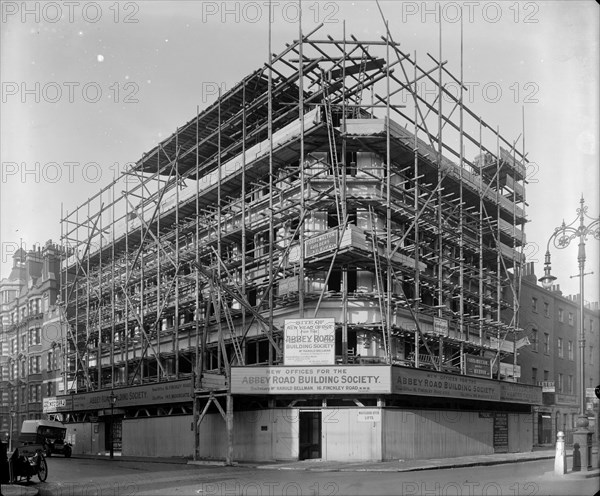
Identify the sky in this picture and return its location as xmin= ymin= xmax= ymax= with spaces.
xmin=0 ymin=0 xmax=598 ymax=302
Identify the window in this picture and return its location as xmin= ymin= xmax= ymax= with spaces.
xmin=29 ymin=355 xmax=40 ymax=374
xmin=47 ymin=351 xmax=53 ymax=371
xmin=568 ymin=340 xmax=574 ymax=360
xmin=532 ymin=367 xmax=538 ymax=384
xmin=29 ymin=384 xmax=41 ymax=402
xmin=558 ymin=308 xmax=564 ymax=322
xmin=532 ymin=297 xmax=538 ymax=312
xmin=29 ymin=327 xmax=41 ymax=346
xmin=544 ymin=302 xmax=549 ymax=317
xmin=531 ymin=329 xmax=539 ymax=352
xmin=46 ymin=382 xmax=53 ymax=397
xmin=544 ymin=333 xmax=550 ymax=354
xmin=557 ymin=373 xmax=563 ymax=393
xmin=557 ymin=338 xmax=563 ymax=358
xmin=20 ymin=334 xmax=26 ymax=352
xmin=543 ymin=370 xmax=549 ymax=381
xmin=11 ymin=338 xmax=17 ymax=354
xmin=590 ymin=346 xmax=594 ymax=365
xmin=568 ymin=375 xmax=573 ymax=393
xmin=20 ymin=386 xmax=26 ymax=404
xmin=568 ymin=312 xmax=574 ymax=326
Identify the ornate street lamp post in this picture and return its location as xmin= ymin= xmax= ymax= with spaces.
xmin=8 ymin=410 xmax=15 ymax=452
xmin=108 ymin=390 xmax=117 ymax=459
xmin=539 ymin=196 xmax=599 ymax=431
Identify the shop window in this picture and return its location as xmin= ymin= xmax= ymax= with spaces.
xmin=538 ymin=413 xmax=552 ymax=444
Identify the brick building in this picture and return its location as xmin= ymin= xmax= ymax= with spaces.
xmin=518 ymin=262 xmax=600 ymax=446
xmin=0 ymin=242 xmax=63 ymax=445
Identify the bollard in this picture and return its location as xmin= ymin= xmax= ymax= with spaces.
xmin=554 ymin=431 xmax=567 ymax=475
xmin=572 ymin=415 xmax=593 ymax=471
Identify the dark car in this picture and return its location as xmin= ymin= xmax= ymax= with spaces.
xmin=20 ymin=420 xmax=72 ymax=458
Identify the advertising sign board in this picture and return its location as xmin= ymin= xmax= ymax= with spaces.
xmin=230 ymin=365 xmax=391 ymax=394
xmin=465 ymin=354 xmax=491 ymax=377
xmin=43 ymin=379 xmax=192 ymax=413
xmin=284 ymin=318 xmax=335 ymax=366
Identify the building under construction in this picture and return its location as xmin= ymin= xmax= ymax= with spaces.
xmin=51 ymin=28 xmax=541 ymax=461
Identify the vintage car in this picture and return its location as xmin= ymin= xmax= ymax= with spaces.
xmin=19 ymin=419 xmax=72 ymax=458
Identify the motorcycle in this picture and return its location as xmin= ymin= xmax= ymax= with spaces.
xmin=8 ymin=447 xmax=48 ymax=483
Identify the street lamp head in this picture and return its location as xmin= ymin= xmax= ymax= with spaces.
xmin=109 ymin=390 xmax=117 ymax=406
xmin=538 ymin=250 xmax=557 ymax=290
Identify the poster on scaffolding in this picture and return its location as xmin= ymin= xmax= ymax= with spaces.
xmin=284 ymin=318 xmax=336 ymax=366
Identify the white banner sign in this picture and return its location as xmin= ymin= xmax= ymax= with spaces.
xmin=357 ymin=409 xmax=381 ymax=422
xmin=43 ymin=397 xmax=67 ymax=413
xmin=231 ymin=366 xmax=391 ymax=394
xmin=284 ymin=318 xmax=335 ymax=366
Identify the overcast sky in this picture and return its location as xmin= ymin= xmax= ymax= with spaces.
xmin=1 ymin=0 xmax=598 ymax=302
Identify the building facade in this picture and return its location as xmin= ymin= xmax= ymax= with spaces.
xmin=518 ymin=262 xmax=600 ymax=446
xmin=0 ymin=242 xmax=63 ymax=445
xmin=44 ymin=34 xmax=542 ymax=461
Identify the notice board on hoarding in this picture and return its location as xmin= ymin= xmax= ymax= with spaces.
xmin=283 ymin=318 xmax=335 ymax=365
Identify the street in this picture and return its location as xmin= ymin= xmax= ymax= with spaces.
xmin=3 ymin=456 xmax=598 ymax=496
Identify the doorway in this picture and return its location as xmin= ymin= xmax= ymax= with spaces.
xmin=299 ymin=411 xmax=322 ymax=460
xmin=104 ymin=417 xmax=123 ymax=453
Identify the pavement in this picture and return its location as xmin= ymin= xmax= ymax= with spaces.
xmin=256 ymin=447 xmax=600 ymax=474
xmin=1 ymin=447 xmax=597 ymax=495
